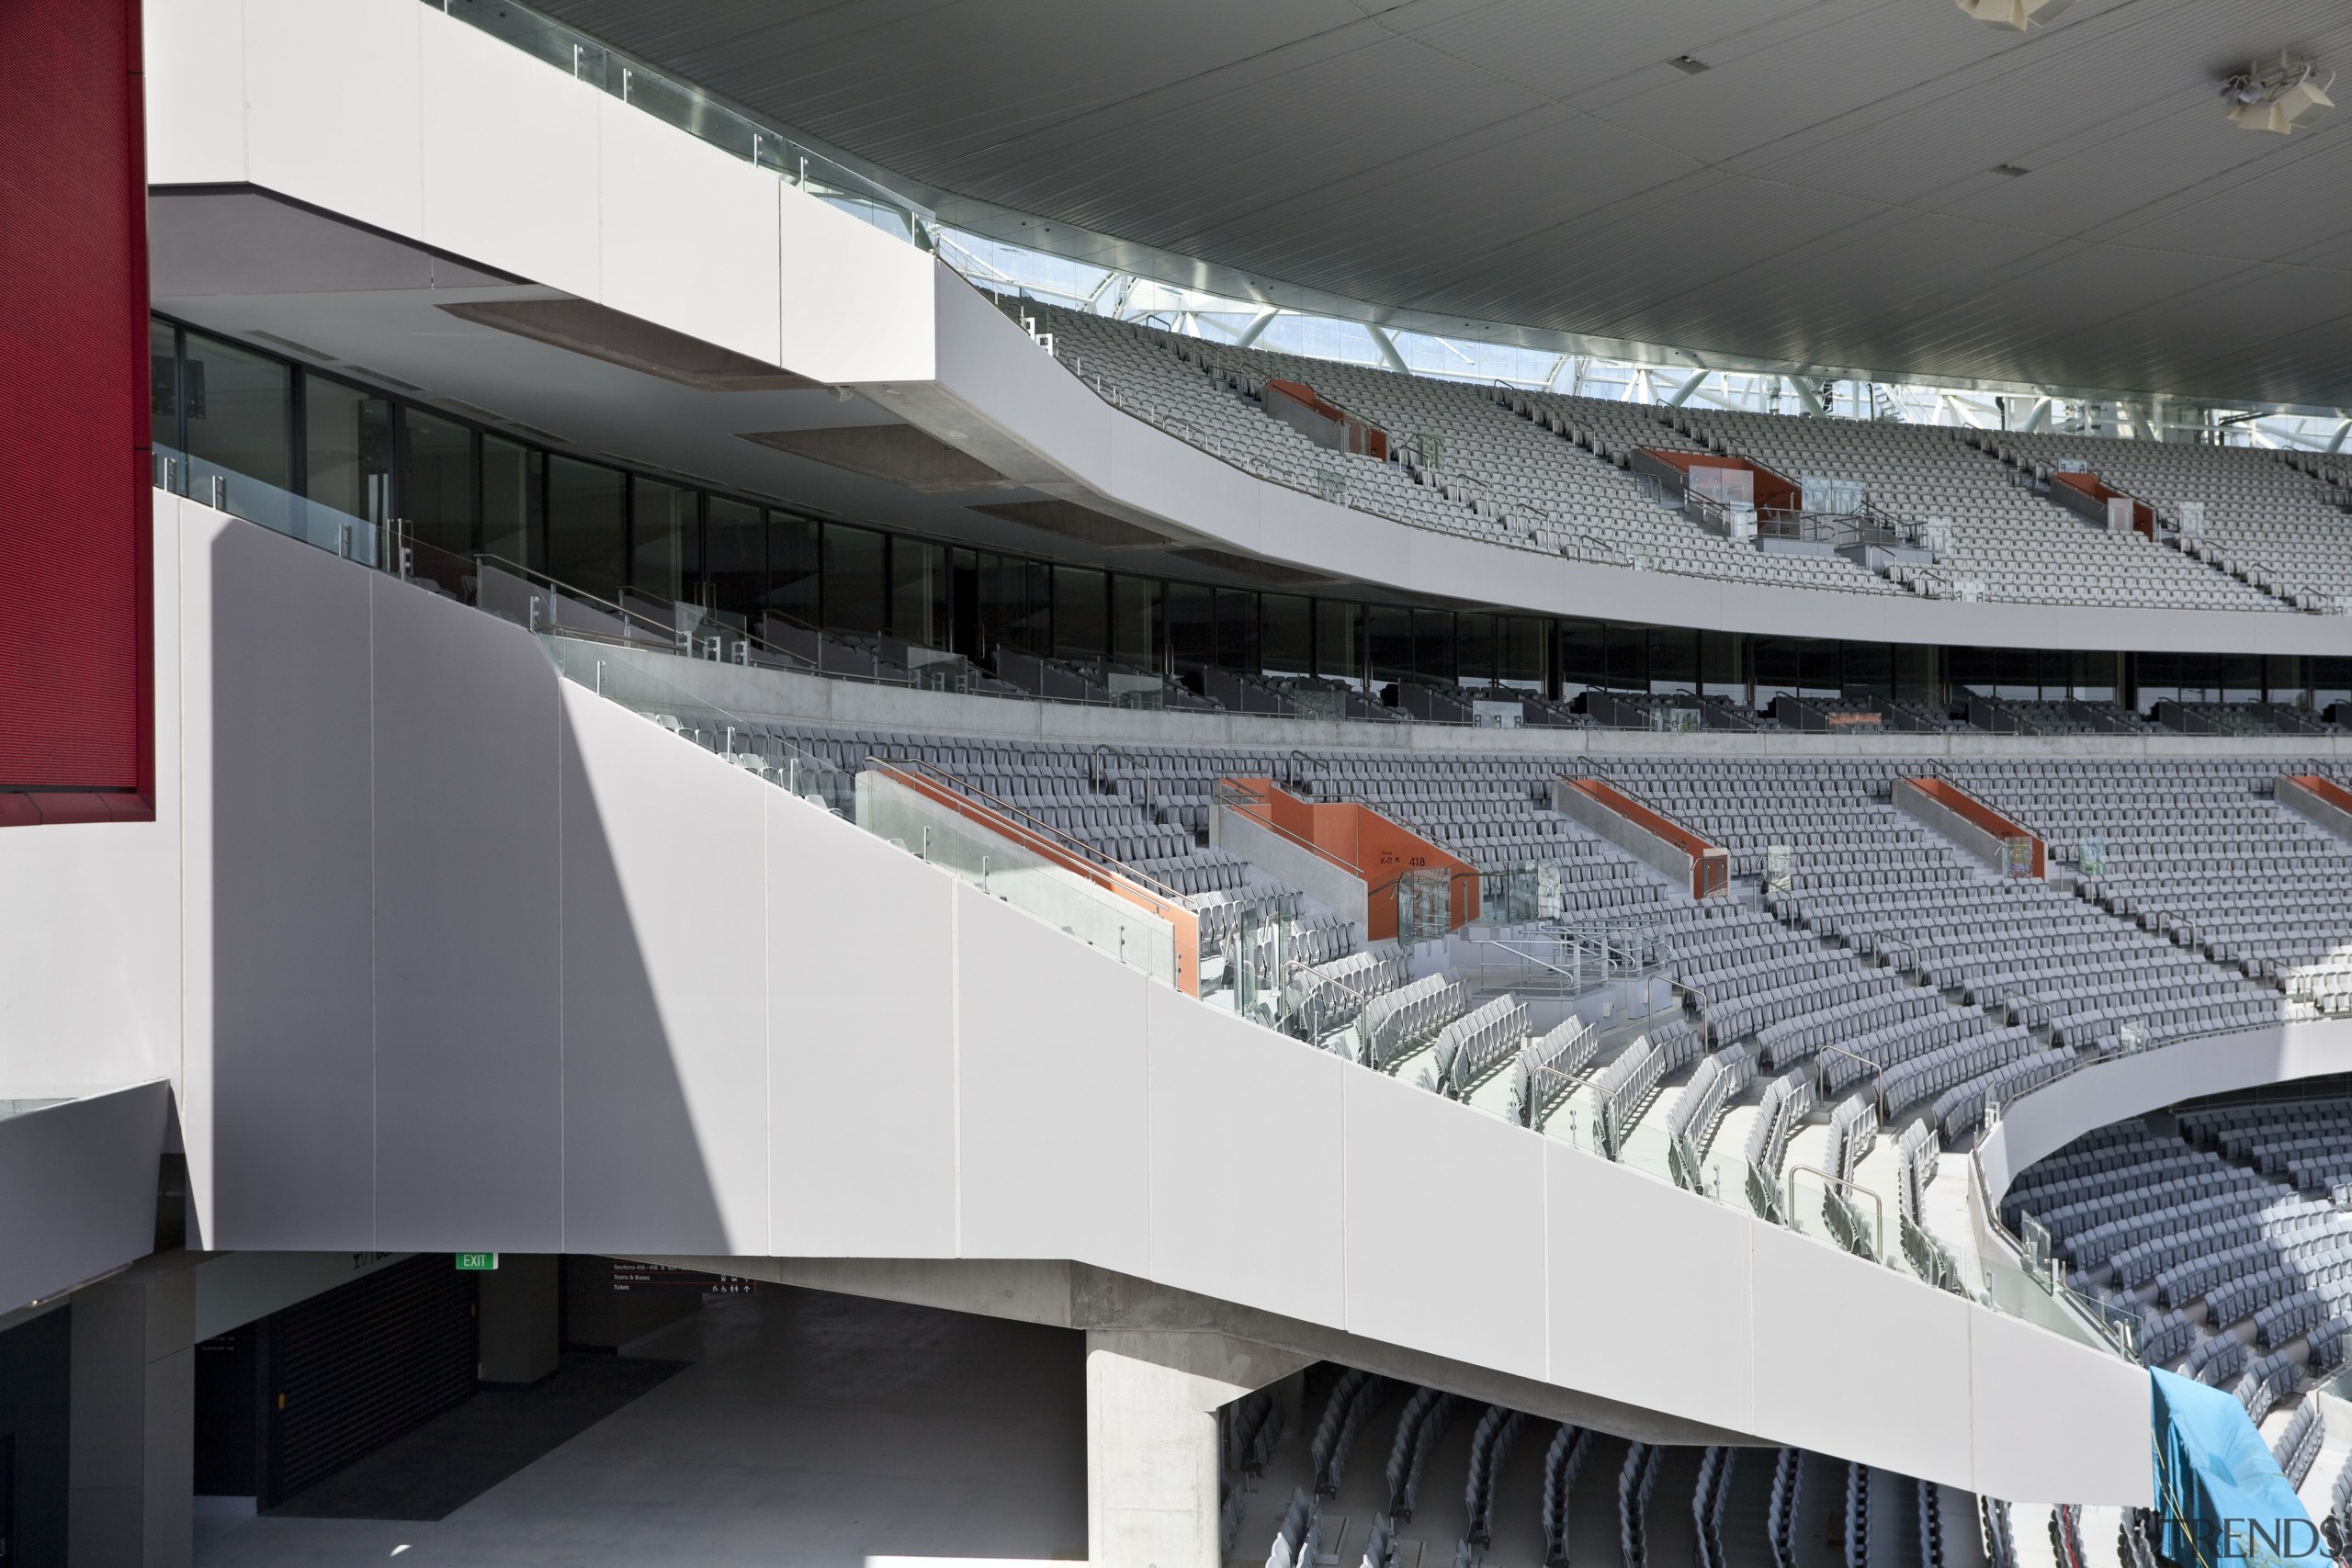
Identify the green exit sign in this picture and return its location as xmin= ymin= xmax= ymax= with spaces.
xmin=454 ymin=1253 xmax=498 ymax=1271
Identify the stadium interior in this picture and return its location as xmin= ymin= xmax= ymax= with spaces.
xmin=6 ymin=2 xmax=2352 ymax=1567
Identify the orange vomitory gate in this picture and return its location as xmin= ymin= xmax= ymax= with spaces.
xmin=1215 ymin=778 xmax=1477 ymax=942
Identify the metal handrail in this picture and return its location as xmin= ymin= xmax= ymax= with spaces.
xmin=1787 ymin=1161 xmax=1886 ymax=1265
xmin=1817 ymin=1043 xmax=1888 ymax=1117
xmin=1090 ymin=745 xmax=1155 ymax=822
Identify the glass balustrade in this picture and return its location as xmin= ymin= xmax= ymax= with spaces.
xmin=429 ymin=0 xmax=934 ymax=248
xmin=156 ymin=445 xmax=381 ymax=565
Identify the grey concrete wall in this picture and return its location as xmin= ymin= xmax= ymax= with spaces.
xmin=2278 ymin=775 xmax=2352 ymax=844
xmin=1894 ymin=778 xmax=2010 ymax=871
xmin=70 ymin=1255 xmax=199 ymax=1568
xmin=582 ymin=638 xmax=2352 ymax=764
xmin=1211 ymin=807 xmax=1369 ymax=934
xmin=1550 ymin=780 xmax=1696 ymax=892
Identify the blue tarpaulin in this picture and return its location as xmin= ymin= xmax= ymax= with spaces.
xmin=2150 ymin=1369 xmax=2324 ymax=1567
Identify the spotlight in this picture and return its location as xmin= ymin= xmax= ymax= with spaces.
xmin=1955 ymin=0 xmax=2077 ymax=31
xmin=2220 ymin=53 xmax=2335 ymax=134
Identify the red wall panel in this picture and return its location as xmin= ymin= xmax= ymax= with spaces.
xmin=0 ymin=0 xmax=152 ymax=815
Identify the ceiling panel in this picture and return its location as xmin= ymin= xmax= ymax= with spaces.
xmin=537 ymin=0 xmax=2352 ymax=404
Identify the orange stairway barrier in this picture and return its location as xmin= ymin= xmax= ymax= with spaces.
xmin=1262 ymin=379 xmax=1390 ymax=460
xmin=2049 ymin=470 xmax=2155 ymax=539
xmin=1218 ymin=778 xmax=1476 ymax=941
xmin=1633 ymin=449 xmax=1802 ymax=515
xmin=2279 ymin=775 xmax=2352 ymax=843
xmin=1896 ymin=776 xmax=2043 ymax=877
xmin=874 ymin=760 xmax=1203 ymax=995
xmin=1552 ymin=777 xmax=1727 ymax=899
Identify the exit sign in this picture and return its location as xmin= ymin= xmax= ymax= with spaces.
xmin=454 ymin=1253 xmax=498 ymax=1271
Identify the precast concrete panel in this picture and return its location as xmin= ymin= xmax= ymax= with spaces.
xmin=766 ymin=793 xmax=959 ymax=1258
xmin=1144 ymin=987 xmax=1348 ymax=1329
xmin=953 ymin=885 xmax=1151 ymax=1276
xmin=368 ymin=579 xmax=564 ymax=1251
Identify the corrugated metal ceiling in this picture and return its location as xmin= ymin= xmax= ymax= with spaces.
xmin=537 ymin=0 xmax=2352 ymax=405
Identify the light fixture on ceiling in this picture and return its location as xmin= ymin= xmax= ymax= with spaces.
xmin=2220 ymin=52 xmax=2335 ymax=135
xmin=1955 ymin=0 xmax=2076 ymax=31
xmin=1667 ymin=54 xmax=1711 ymax=75
xmin=1990 ymin=163 xmax=2031 ymax=176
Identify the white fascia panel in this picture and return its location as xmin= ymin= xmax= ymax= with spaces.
xmin=1144 ymin=986 xmax=1347 ymax=1328
xmin=597 ymin=95 xmax=781 ymax=367
xmin=1098 ymin=406 xmax=1271 ymax=551
xmin=781 ymin=182 xmax=935 ymax=385
xmin=952 ymin=884 xmax=1150 ymax=1276
xmin=0 ymin=1084 xmax=174 ymax=1314
xmin=173 ymin=495 xmax=220 ymax=1247
xmin=557 ymin=685 xmax=773 ymax=1256
xmin=1544 ymin=1143 xmax=1757 ymax=1436
xmin=1341 ymin=1066 xmax=1549 ymax=1383
xmin=1749 ymin=1220 xmax=1975 ymax=1484
xmin=416 ymin=6 xmax=602 ymax=299
xmin=0 ymin=495 xmax=187 ymax=1102
xmin=765 ymin=793 xmax=958 ymax=1258
xmin=241 ymin=0 xmax=422 ymax=241
xmin=143 ymin=0 xmax=248 ymax=185
xmin=202 ymin=518 xmax=380 ymax=1251
xmin=1970 ymin=1306 xmax=2153 ymax=1506
xmin=368 ymin=578 xmax=565 ymax=1253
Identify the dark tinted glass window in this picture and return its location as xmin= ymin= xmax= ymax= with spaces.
xmin=1052 ymin=567 xmax=1105 ymax=660
xmin=481 ymin=436 xmax=538 ymax=570
xmin=630 ymin=477 xmax=692 ymax=605
xmin=546 ymin=457 xmax=625 ymax=602
xmin=187 ymin=331 xmax=293 ymax=491
xmin=304 ymin=377 xmax=390 ymax=524
xmin=402 ymin=409 xmax=474 ymax=559
xmin=1261 ymin=593 xmax=1310 ymax=676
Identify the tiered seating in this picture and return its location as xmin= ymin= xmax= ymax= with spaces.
xmin=715 ymin=722 xmax=2324 ymax=1183
xmin=1956 ymin=758 xmax=2352 ymax=1009
xmin=1745 ymin=1073 xmax=1813 ymax=1179
xmin=1998 ymin=429 xmax=2352 ymax=607
xmin=1589 ymin=1019 xmax=1704 ymax=1135
xmin=1027 ymin=296 xmax=2321 ymax=615
xmin=1664 ymin=1047 xmax=1755 ymax=1156
xmin=1679 ymin=408 xmax=2285 ymax=613
xmin=2011 ymin=1111 xmax=2352 ymax=1419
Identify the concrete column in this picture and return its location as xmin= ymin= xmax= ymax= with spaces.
xmin=69 ymin=1254 xmax=199 ymax=1568
xmin=476 ymin=1255 xmax=560 ymax=1385
xmin=1086 ymin=1330 xmax=1309 ymax=1568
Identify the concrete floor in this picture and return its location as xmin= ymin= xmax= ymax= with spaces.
xmin=195 ymin=1285 xmax=1089 ymax=1568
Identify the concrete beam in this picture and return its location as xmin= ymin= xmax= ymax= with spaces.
xmin=639 ymin=1255 xmax=1758 ymax=1450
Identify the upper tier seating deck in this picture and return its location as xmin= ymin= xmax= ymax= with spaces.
xmin=1675 ymin=409 xmax=2288 ymax=615
xmin=1027 ymin=298 xmax=2310 ymax=616
xmin=1038 ymin=305 xmax=1898 ymax=595
xmin=1996 ymin=430 xmax=2352 ymax=607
